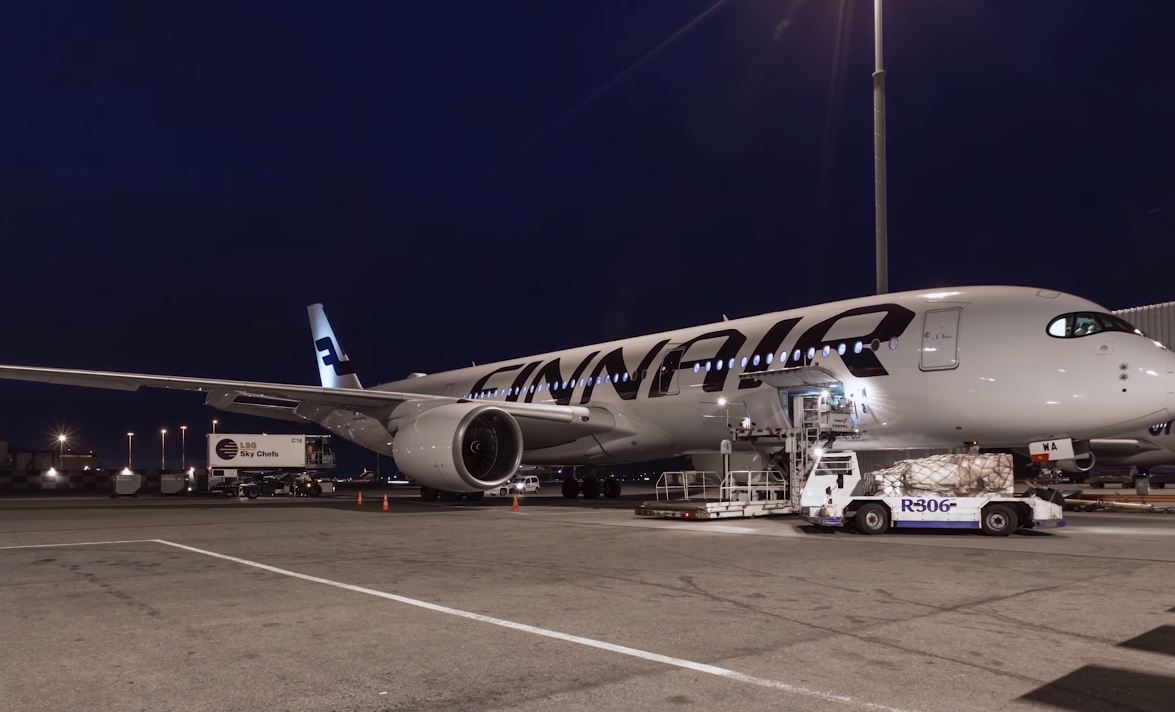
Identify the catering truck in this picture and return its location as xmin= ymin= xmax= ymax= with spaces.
xmin=186 ymin=434 xmax=337 ymax=497
xmin=209 ymin=434 xmax=312 ymax=470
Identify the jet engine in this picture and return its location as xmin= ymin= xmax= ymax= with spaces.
xmin=392 ymin=404 xmax=523 ymax=491
xmin=1053 ymin=439 xmax=1097 ymax=473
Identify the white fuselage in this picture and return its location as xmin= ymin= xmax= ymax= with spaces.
xmin=330 ymin=287 xmax=1175 ymax=465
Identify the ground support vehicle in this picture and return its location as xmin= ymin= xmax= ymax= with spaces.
xmin=634 ymin=470 xmax=795 ymax=520
xmin=509 ymin=475 xmax=541 ymax=494
xmin=800 ymin=452 xmax=1064 ymax=536
xmin=634 ymin=449 xmax=1065 ymax=535
xmin=189 ymin=469 xmax=260 ymax=499
xmin=1087 ymin=467 xmax=1169 ymax=492
xmin=484 ymin=475 xmax=542 ymax=496
xmin=257 ymin=472 xmax=333 ymax=496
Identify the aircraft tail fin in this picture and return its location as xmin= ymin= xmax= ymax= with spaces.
xmin=307 ymin=304 xmax=363 ymax=390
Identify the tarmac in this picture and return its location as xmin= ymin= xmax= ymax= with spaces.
xmin=1 ymin=487 xmax=1173 ymax=712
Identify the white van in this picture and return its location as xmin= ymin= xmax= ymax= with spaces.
xmin=508 ymin=475 xmax=541 ymax=494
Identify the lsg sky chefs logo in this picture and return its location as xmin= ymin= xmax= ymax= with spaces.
xmin=215 ymin=439 xmax=240 ymax=460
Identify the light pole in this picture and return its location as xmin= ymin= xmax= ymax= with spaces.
xmin=57 ymin=433 xmax=67 ymax=459
xmin=127 ymin=432 xmax=134 ymax=469
xmin=873 ymin=0 xmax=888 ymax=294
xmin=160 ymin=429 xmax=167 ymax=471
xmin=180 ymin=425 xmax=187 ymax=471
xmin=212 ymin=419 xmax=218 ymax=436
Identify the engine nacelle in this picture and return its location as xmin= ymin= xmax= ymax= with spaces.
xmin=392 ymin=404 xmax=523 ymax=491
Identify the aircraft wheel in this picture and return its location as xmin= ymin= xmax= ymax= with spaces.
xmin=420 ymin=486 xmax=439 ymax=502
xmin=981 ymin=504 xmax=1017 ymax=537
xmin=581 ymin=478 xmax=601 ymax=500
xmin=853 ymin=503 xmax=889 ymax=535
xmin=466 ymin=491 xmax=484 ymax=502
xmin=561 ymin=479 xmax=580 ymax=499
xmin=603 ymin=477 xmax=621 ymax=499
xmin=1091 ymin=482 xmax=1104 ymax=489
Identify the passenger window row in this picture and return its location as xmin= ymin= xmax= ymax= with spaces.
xmin=464 ymin=337 xmax=897 ymax=400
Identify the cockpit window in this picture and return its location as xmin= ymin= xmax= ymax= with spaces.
xmin=1100 ymin=313 xmax=1144 ymax=334
xmin=1047 ymin=312 xmax=1145 ymax=338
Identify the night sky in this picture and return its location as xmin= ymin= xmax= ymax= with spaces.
xmin=1 ymin=1 xmax=1172 ymax=471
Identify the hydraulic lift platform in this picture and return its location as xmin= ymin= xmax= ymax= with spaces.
xmin=634 ymin=470 xmax=797 ymax=520
xmin=636 ymin=372 xmax=847 ymax=521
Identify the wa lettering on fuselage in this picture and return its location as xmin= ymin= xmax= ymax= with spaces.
xmin=464 ymin=303 xmax=916 ymax=404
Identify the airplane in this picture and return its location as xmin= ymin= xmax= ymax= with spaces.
xmin=1053 ymin=418 xmax=1175 ymax=471
xmin=0 ymin=286 xmax=1172 ymax=501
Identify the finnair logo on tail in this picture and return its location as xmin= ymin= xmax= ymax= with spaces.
xmin=315 ymin=337 xmax=356 ymax=376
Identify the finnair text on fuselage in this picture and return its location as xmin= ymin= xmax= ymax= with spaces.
xmin=454 ymin=302 xmax=913 ymax=405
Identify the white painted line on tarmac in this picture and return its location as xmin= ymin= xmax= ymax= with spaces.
xmin=531 ymin=514 xmax=808 ymax=538
xmin=1066 ymin=526 xmax=1175 ymax=537
xmin=153 ymin=538 xmax=916 ymax=712
xmin=0 ymin=539 xmax=157 ymax=550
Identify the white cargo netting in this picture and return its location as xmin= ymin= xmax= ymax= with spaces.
xmin=862 ymin=453 xmax=1014 ymax=497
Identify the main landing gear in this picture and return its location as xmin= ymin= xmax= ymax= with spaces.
xmin=561 ymin=475 xmax=622 ymax=500
xmin=419 ymin=486 xmax=486 ymax=502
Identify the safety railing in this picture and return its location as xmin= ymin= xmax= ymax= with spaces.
xmin=720 ymin=470 xmax=789 ymax=503
xmin=655 ymin=471 xmax=722 ymax=501
xmin=809 ymin=452 xmax=856 ymax=478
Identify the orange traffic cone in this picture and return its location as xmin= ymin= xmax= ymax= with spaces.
xmin=382 ymin=494 xmax=389 ymax=512
xmin=356 ymin=491 xmax=364 ymax=507
xmin=511 ymin=495 xmax=520 ymax=513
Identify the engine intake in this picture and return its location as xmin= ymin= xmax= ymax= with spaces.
xmin=392 ymin=404 xmax=523 ymax=491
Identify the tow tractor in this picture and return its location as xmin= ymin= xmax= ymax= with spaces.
xmin=798 ymin=451 xmax=1065 ymax=536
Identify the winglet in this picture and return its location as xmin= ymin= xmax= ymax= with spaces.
xmin=308 ymin=304 xmax=362 ymax=390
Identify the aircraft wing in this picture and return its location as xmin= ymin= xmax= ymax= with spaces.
xmin=0 ymin=364 xmax=590 ymax=425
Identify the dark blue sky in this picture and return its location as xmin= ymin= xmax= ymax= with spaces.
xmin=1 ymin=1 xmax=1172 ymax=470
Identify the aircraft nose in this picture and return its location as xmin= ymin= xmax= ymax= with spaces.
xmin=1163 ymin=347 xmax=1175 ymax=420
xmin=1167 ymin=367 xmax=1175 ymax=420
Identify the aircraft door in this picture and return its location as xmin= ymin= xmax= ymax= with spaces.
xmin=920 ymin=308 xmax=961 ymax=371
xmin=657 ymin=346 xmax=686 ymax=395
